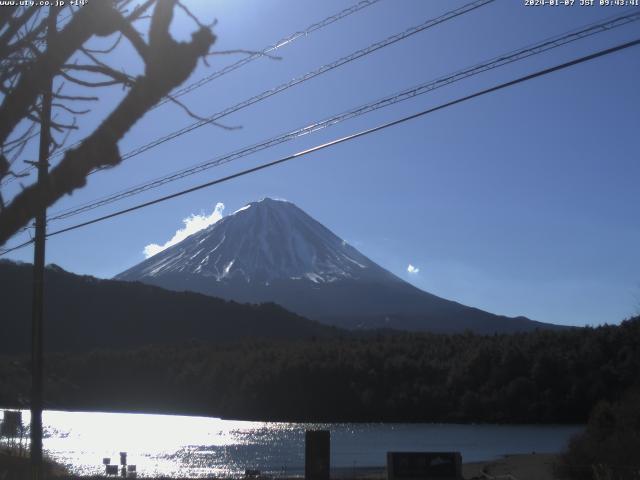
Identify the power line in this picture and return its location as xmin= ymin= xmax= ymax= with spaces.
xmin=32 ymin=0 xmax=495 ymax=216
xmin=9 ymin=1 xmax=490 ymax=184
xmin=155 ymin=0 xmax=384 ymax=107
xmin=2 ymin=35 xmax=637 ymax=256
xmin=1 ymin=0 xmax=384 ymax=185
xmin=45 ymin=10 xmax=640 ymax=224
xmin=105 ymin=0 xmax=493 ymax=168
xmin=0 ymin=238 xmax=33 ymax=256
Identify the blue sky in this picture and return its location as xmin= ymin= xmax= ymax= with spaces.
xmin=2 ymin=0 xmax=639 ymax=326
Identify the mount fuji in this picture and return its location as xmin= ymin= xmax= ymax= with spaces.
xmin=116 ymin=198 xmax=558 ymax=333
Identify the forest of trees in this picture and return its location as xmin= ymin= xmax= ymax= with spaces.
xmin=557 ymin=389 xmax=640 ymax=479
xmin=1 ymin=315 xmax=639 ymax=424
xmin=0 ymin=260 xmax=337 ymax=354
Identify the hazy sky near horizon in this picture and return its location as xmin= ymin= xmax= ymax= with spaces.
xmin=2 ymin=0 xmax=639 ymax=327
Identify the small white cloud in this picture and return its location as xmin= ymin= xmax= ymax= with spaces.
xmin=144 ymin=203 xmax=225 ymax=258
xmin=407 ymin=264 xmax=420 ymax=274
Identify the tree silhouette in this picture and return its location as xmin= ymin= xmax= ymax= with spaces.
xmin=0 ymin=0 xmax=216 ymax=246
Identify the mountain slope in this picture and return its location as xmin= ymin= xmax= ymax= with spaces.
xmin=118 ymin=198 xmax=396 ymax=285
xmin=117 ymin=198 xmax=560 ymax=334
xmin=0 ymin=260 xmax=337 ymax=354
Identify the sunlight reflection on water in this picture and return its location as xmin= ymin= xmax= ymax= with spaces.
xmin=1 ymin=410 xmax=583 ymax=478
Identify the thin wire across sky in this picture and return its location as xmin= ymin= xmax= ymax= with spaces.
xmin=92 ymin=0 xmax=495 ymax=174
xmin=45 ymin=10 xmax=640 ymax=224
xmin=0 ymin=0 xmax=384 ymax=185
xmin=2 ymin=36 xmax=639 ymax=256
xmin=1 ymin=0 xmax=495 ymax=188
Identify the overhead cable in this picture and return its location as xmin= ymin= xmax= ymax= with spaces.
xmin=47 ymin=10 xmax=640 ymax=223
xmin=2 ymin=35 xmax=636 ymax=256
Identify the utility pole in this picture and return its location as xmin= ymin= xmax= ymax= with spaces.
xmin=31 ymin=5 xmax=56 ymax=480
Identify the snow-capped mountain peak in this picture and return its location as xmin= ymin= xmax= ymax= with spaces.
xmin=115 ymin=198 xmax=553 ymax=334
xmin=117 ymin=198 xmax=388 ymax=285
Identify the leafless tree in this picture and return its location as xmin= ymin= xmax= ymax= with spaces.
xmin=0 ymin=0 xmax=216 ymax=246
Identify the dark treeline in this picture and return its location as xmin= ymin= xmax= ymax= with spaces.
xmin=0 ymin=260 xmax=337 ymax=354
xmin=1 ymin=316 xmax=639 ymax=423
xmin=558 ymin=389 xmax=640 ymax=480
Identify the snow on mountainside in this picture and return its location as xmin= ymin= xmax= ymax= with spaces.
xmin=117 ymin=198 xmax=397 ymax=285
xmin=117 ymin=198 xmax=561 ymax=334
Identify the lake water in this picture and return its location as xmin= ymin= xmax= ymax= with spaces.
xmin=1 ymin=410 xmax=583 ymax=478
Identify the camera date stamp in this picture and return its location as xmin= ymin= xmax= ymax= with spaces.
xmin=524 ymin=0 xmax=639 ymax=6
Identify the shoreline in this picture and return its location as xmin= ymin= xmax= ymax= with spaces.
xmin=3 ymin=410 xmax=570 ymax=480
xmin=329 ymin=454 xmax=561 ymax=480
xmin=463 ymin=453 xmax=559 ymax=480
xmin=1 ymin=453 xmax=560 ymax=479
xmin=1 ymin=405 xmax=586 ymax=427
xmin=329 ymin=454 xmax=560 ymax=480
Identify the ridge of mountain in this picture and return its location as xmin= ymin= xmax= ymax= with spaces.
xmin=0 ymin=259 xmax=338 ymax=354
xmin=116 ymin=198 xmax=562 ymax=334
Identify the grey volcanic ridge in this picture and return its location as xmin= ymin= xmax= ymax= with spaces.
xmin=116 ymin=198 xmax=560 ymax=334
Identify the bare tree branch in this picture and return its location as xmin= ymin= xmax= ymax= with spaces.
xmin=53 ymin=92 xmax=99 ymax=102
xmin=50 ymin=118 xmax=77 ymax=154
xmin=59 ymin=70 xmax=124 ymax=88
xmin=177 ymin=1 xmax=211 ymax=30
xmin=126 ymin=0 xmax=157 ymax=22
xmin=118 ymin=20 xmax=149 ymax=60
xmin=0 ymin=6 xmax=18 ymax=32
xmin=165 ymin=94 xmax=241 ymax=131
xmin=0 ymin=14 xmax=47 ymax=59
xmin=2 ymin=121 xmax=37 ymax=151
xmin=52 ymin=103 xmax=91 ymax=116
xmin=0 ymin=1 xmax=122 ymax=145
xmin=49 ymin=119 xmax=79 ymax=133
xmin=0 ymin=7 xmax=38 ymax=57
xmin=0 ymin=0 xmax=216 ymax=245
xmin=0 ymin=155 xmax=8 ymax=180
xmin=61 ymin=63 xmax=135 ymax=86
xmin=6 ymin=128 xmax=35 ymax=164
xmin=82 ymin=33 xmax=123 ymax=55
